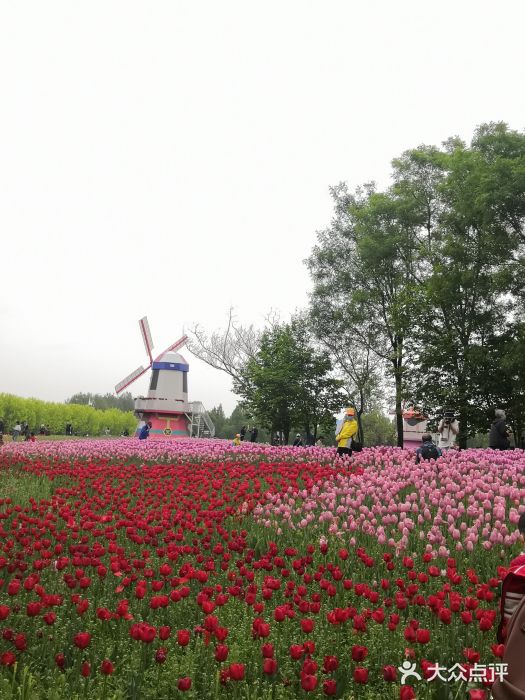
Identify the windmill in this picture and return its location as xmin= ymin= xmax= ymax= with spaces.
xmin=115 ymin=317 xmax=214 ymax=438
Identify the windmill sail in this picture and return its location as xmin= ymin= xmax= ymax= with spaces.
xmin=139 ymin=317 xmax=154 ymax=364
xmin=154 ymin=335 xmax=188 ymax=362
xmin=115 ymin=366 xmax=148 ymax=394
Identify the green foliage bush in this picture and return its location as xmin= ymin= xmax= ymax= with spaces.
xmin=0 ymin=393 xmax=136 ymax=436
xmin=361 ymin=411 xmax=396 ymax=446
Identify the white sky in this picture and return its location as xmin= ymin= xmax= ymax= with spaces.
xmin=1 ymin=1 xmax=524 ymax=416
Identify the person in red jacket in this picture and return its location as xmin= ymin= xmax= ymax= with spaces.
xmin=497 ymin=513 xmax=525 ymax=643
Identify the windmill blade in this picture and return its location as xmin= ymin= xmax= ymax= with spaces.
xmin=154 ymin=335 xmax=188 ymax=362
xmin=139 ymin=317 xmax=154 ymax=365
xmin=115 ymin=366 xmax=148 ymax=394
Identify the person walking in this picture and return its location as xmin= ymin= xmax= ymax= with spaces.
xmin=240 ymin=426 xmax=247 ymax=441
xmin=489 ymin=409 xmax=511 ymax=450
xmin=138 ymin=421 xmax=152 ymax=440
xmin=335 ymin=408 xmax=358 ymax=458
xmin=12 ymin=422 xmax=21 ymax=442
xmin=249 ymin=426 xmax=258 ymax=442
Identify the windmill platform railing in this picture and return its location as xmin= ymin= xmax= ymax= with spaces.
xmin=187 ymin=402 xmax=215 ymax=438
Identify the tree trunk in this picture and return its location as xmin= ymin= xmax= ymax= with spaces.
xmin=358 ymin=391 xmax=365 ymax=445
xmin=395 ymin=388 xmax=404 ymax=448
xmin=457 ymin=406 xmax=468 ymax=449
xmin=392 ymin=337 xmax=404 ymax=448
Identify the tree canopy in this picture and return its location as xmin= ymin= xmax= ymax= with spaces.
xmin=307 ymin=123 xmax=525 ymax=446
xmin=235 ymin=319 xmax=345 ymax=444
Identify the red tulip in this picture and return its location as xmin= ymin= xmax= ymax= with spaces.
xmin=303 ymin=640 xmax=315 ymax=655
xmin=400 ymin=686 xmax=416 ymax=700
xmin=100 ymin=659 xmax=114 ymax=675
xmin=43 ymin=612 xmax=57 ymax=625
xmin=351 ymin=645 xmax=368 ymax=662
xmin=468 ymin=690 xmax=487 ymax=700
xmin=438 ymin=608 xmax=452 ymax=624
xmin=177 ymin=677 xmax=192 ymax=691
xmin=263 ymin=658 xmax=277 ymax=675
xmin=262 ymin=643 xmax=274 ymax=658
xmin=0 ymin=651 xmax=16 ymax=667
xmin=491 ymin=643 xmax=505 ymax=658
xmin=302 ymin=659 xmax=318 ymax=676
xmin=301 ymin=674 xmax=318 ymax=691
xmin=228 ymin=663 xmax=245 ymax=681
xmin=215 ymin=644 xmax=229 ymax=662
xmin=26 ymin=601 xmax=42 ymax=617
xmin=383 ymin=665 xmax=397 ymax=681
xmin=416 ymin=628 xmax=430 ymax=644
xmin=479 ymin=616 xmax=493 ymax=631
xmin=81 ymin=661 xmax=91 ymax=677
xmin=323 ymin=655 xmax=339 ymax=673
xmin=301 ymin=618 xmax=314 ymax=633
xmin=14 ymin=633 xmax=27 ymax=651
xmin=463 ymin=648 xmax=480 ymax=663
xmin=354 ymin=667 xmax=369 ymax=683
xmin=290 ymin=644 xmax=304 ymax=660
xmin=177 ymin=629 xmax=190 ymax=646
xmin=323 ymin=679 xmax=337 ymax=696
xmin=404 ymin=626 xmax=417 ymax=643
xmin=7 ymin=580 xmax=21 ymax=596
xmin=159 ymin=626 xmax=171 ymax=641
xmin=73 ymin=632 xmax=91 ymax=650
xmin=155 ymin=647 xmax=168 ymax=664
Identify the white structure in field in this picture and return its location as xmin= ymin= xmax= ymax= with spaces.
xmin=115 ymin=317 xmax=214 ymax=438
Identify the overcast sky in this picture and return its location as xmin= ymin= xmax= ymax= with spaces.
xmin=1 ymin=1 xmax=524 ymax=416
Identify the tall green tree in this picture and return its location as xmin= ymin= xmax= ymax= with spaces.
xmin=409 ymin=124 xmax=525 ymax=446
xmin=237 ymin=320 xmax=344 ymax=444
xmin=208 ymin=405 xmax=227 ymax=438
xmin=308 ymin=123 xmax=525 ymax=446
xmin=307 ymin=182 xmax=426 ymax=446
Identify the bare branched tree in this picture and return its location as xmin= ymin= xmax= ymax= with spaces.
xmin=308 ymin=302 xmax=387 ymax=415
xmin=186 ymin=308 xmax=262 ymax=392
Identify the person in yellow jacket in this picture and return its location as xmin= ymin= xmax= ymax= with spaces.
xmin=335 ymin=408 xmax=358 ymax=457
xmin=231 ymin=434 xmax=241 ymax=447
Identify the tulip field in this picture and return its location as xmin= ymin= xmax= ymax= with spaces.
xmin=0 ymin=439 xmax=522 ymax=699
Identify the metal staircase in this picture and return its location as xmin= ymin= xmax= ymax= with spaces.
xmin=187 ymin=402 xmax=215 ymax=438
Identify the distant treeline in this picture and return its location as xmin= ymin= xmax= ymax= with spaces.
xmin=66 ymin=392 xmax=135 ymax=412
xmin=209 ymin=404 xmax=397 ymax=446
xmin=208 ymin=404 xmax=269 ymax=442
xmin=0 ymin=393 xmax=136 ymax=436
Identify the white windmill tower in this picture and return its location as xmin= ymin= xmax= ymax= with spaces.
xmin=115 ymin=317 xmax=215 ymax=438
